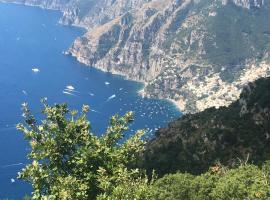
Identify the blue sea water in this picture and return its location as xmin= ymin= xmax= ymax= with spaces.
xmin=0 ymin=2 xmax=181 ymax=199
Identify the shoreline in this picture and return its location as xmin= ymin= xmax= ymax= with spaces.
xmin=0 ymin=0 xmax=87 ymax=29
xmin=0 ymin=0 xmax=183 ymax=113
xmin=71 ymin=54 xmax=183 ymax=113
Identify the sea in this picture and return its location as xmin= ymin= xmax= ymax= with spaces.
xmin=0 ymin=2 xmax=181 ymax=199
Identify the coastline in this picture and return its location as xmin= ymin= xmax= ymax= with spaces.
xmin=0 ymin=0 xmax=183 ymax=113
xmin=0 ymin=0 xmax=87 ymax=29
xmin=71 ymin=53 xmax=183 ymax=113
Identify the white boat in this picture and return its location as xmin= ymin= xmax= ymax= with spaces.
xmin=63 ymin=91 xmax=76 ymax=96
xmin=32 ymin=68 xmax=40 ymax=73
xmin=66 ymin=85 xmax=75 ymax=90
xmin=107 ymin=94 xmax=116 ymax=101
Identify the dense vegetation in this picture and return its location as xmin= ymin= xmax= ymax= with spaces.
xmin=17 ymin=99 xmax=150 ymax=200
xmin=150 ymin=162 xmax=270 ymax=200
xmin=205 ymin=2 xmax=270 ymax=67
xmin=18 ymin=77 xmax=270 ymax=199
xmin=141 ymin=77 xmax=270 ymax=176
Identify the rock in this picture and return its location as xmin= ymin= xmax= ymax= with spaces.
xmin=6 ymin=0 xmax=270 ymax=113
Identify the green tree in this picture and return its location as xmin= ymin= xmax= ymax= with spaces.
xmin=149 ymin=164 xmax=270 ymax=200
xmin=97 ymin=167 xmax=154 ymax=200
xmin=17 ymin=100 xmax=149 ymax=200
xmin=210 ymin=165 xmax=270 ymax=200
xmin=150 ymin=173 xmax=196 ymax=200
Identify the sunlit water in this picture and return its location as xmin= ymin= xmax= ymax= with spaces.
xmin=0 ymin=3 xmax=181 ymax=198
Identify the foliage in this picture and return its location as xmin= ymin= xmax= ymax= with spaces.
xmin=150 ymin=173 xmax=197 ymax=200
xmin=97 ymin=168 xmax=154 ymax=200
xmin=206 ymin=3 xmax=270 ymax=67
xmin=150 ymin=163 xmax=270 ymax=200
xmin=16 ymin=78 xmax=270 ymax=199
xmin=141 ymin=77 xmax=270 ymax=176
xmin=211 ymin=165 xmax=270 ymax=199
xmin=17 ymin=99 xmax=148 ymax=200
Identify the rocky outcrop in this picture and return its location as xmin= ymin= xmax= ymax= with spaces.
xmin=4 ymin=0 xmax=270 ymax=113
xmin=69 ymin=0 xmax=270 ymax=113
xmin=2 ymin=0 xmax=148 ymax=27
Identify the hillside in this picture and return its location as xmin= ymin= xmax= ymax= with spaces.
xmin=0 ymin=0 xmax=147 ymax=27
xmin=141 ymin=77 xmax=270 ymax=175
xmin=2 ymin=0 xmax=270 ymax=113
xmin=69 ymin=0 xmax=270 ymax=113
xmin=2 ymin=1 xmax=270 ymax=199
xmin=16 ymin=78 xmax=270 ymax=199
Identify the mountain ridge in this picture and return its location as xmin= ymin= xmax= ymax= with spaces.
xmin=69 ymin=0 xmax=270 ymax=113
xmin=3 ymin=0 xmax=270 ymax=113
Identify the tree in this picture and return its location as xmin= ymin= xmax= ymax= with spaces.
xmin=149 ymin=164 xmax=270 ymax=200
xmin=17 ymin=100 xmax=270 ymax=200
xmin=17 ymin=100 xmax=149 ymax=200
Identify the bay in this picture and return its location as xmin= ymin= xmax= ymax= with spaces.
xmin=0 ymin=3 xmax=181 ymax=198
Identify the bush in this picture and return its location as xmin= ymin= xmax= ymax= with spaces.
xmin=17 ymin=100 xmax=270 ymax=200
xmin=150 ymin=173 xmax=196 ymax=200
xmin=17 ymin=100 xmax=148 ymax=200
xmin=149 ymin=164 xmax=270 ymax=200
xmin=211 ymin=165 xmax=270 ymax=199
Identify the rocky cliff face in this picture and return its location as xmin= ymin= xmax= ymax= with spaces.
xmin=69 ymin=0 xmax=270 ymax=113
xmin=3 ymin=0 xmax=270 ymax=113
xmin=2 ymin=0 xmax=147 ymax=27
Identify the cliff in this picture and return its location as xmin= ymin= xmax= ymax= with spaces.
xmin=3 ymin=0 xmax=270 ymax=113
xmin=68 ymin=0 xmax=270 ymax=113
xmin=1 ymin=0 xmax=147 ymax=27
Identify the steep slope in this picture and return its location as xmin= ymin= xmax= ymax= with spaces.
xmin=1 ymin=0 xmax=147 ymax=27
xmin=0 ymin=0 xmax=73 ymax=14
xmin=69 ymin=0 xmax=270 ymax=113
xmin=141 ymin=77 xmax=270 ymax=175
xmin=3 ymin=0 xmax=270 ymax=113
